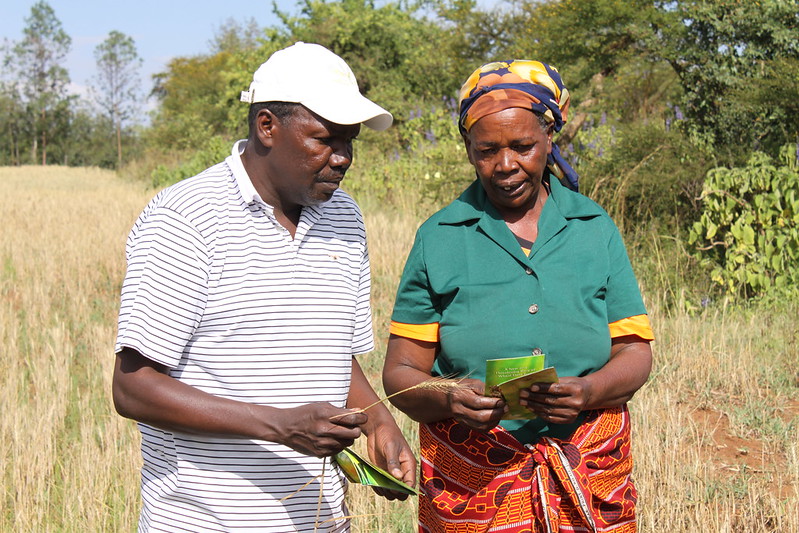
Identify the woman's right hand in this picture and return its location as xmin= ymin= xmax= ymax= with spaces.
xmin=446 ymin=378 xmax=506 ymax=432
xmin=383 ymin=335 xmax=505 ymax=431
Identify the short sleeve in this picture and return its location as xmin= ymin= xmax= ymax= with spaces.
xmin=604 ymin=222 xmax=648 ymax=323
xmin=115 ymin=207 xmax=209 ymax=368
xmin=390 ymin=230 xmax=441 ymax=326
xmin=351 ymin=241 xmax=374 ymax=355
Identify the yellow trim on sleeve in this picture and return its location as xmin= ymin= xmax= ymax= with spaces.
xmin=609 ymin=314 xmax=654 ymax=341
xmin=389 ymin=321 xmax=440 ymax=343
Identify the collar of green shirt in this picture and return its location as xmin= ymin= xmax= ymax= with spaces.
xmin=436 ymin=174 xmax=605 ymax=264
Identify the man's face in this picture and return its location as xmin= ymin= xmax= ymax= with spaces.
xmin=267 ymin=106 xmax=361 ymax=208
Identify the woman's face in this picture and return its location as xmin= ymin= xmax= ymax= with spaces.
xmin=463 ymin=107 xmax=553 ymax=216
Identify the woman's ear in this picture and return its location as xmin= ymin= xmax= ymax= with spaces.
xmin=462 ymin=133 xmax=475 ymax=166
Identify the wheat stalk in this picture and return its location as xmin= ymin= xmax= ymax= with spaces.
xmin=329 ymin=373 xmax=469 ymax=421
xmin=319 ymin=513 xmax=382 ymax=524
xmin=313 ymin=456 xmax=326 ymax=533
xmin=278 ymin=473 xmax=324 ymax=502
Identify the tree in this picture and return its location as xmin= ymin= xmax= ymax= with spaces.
xmin=0 ymin=81 xmax=25 ymax=165
xmin=651 ymin=0 xmax=799 ymax=162
xmin=6 ymin=1 xmax=71 ymax=165
xmin=91 ymin=30 xmax=142 ymax=168
xmin=209 ymin=17 xmax=263 ymax=53
xmin=688 ymin=144 xmax=799 ymax=299
xmin=278 ymin=0 xmax=465 ymax=123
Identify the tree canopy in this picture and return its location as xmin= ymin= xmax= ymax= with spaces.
xmin=4 ymin=0 xmax=72 ymax=165
xmin=92 ymin=30 xmax=143 ymax=168
xmin=2 ymin=0 xmax=798 ymax=300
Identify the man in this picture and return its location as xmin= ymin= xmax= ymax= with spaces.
xmin=113 ymin=42 xmax=416 ymax=532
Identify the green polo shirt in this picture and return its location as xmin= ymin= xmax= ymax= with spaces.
xmin=390 ymin=176 xmax=648 ymax=443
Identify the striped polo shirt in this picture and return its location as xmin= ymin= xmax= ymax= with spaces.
xmin=115 ymin=140 xmax=373 ymax=532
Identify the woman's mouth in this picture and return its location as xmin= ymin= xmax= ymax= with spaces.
xmin=497 ymin=181 xmax=525 ymax=195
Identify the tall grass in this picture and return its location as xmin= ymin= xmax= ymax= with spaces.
xmin=1 ymin=166 xmax=796 ymax=532
xmin=0 ymin=166 xmax=147 ymax=531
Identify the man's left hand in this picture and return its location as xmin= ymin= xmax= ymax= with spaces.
xmin=364 ymin=419 xmax=417 ymax=501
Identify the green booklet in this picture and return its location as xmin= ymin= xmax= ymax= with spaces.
xmin=485 ymin=355 xmax=559 ymax=420
xmin=333 ymin=447 xmax=418 ymax=496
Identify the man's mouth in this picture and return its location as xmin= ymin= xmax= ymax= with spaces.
xmin=318 ymin=175 xmax=344 ymax=185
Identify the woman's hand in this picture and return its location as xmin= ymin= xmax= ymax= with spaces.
xmin=519 ymin=337 xmax=652 ymax=424
xmin=383 ymin=335 xmax=505 ymax=430
xmin=447 ymin=378 xmax=507 ymax=431
xmin=518 ymin=377 xmax=590 ymax=424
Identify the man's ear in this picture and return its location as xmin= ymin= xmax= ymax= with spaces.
xmin=254 ymin=108 xmax=276 ymax=148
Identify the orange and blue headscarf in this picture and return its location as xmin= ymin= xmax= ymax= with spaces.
xmin=458 ymin=60 xmax=579 ymax=191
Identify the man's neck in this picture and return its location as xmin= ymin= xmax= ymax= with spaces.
xmin=240 ymin=141 xmax=301 ymax=238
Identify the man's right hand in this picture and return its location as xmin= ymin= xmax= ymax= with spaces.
xmin=273 ymin=403 xmax=367 ymax=457
xmin=114 ymin=348 xmax=367 ymax=457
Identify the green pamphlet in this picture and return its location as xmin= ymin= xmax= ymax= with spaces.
xmin=485 ymin=355 xmax=559 ymax=420
xmin=334 ymin=447 xmax=419 ymax=496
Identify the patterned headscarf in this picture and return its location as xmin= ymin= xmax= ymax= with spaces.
xmin=458 ymin=60 xmax=579 ymax=191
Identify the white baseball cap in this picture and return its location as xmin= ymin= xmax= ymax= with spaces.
xmin=240 ymin=42 xmax=393 ymax=131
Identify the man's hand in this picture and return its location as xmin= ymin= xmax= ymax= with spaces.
xmin=114 ymin=348 xmax=371 ymax=455
xmin=364 ymin=418 xmax=417 ymax=501
xmin=275 ymin=404 xmax=367 ymax=457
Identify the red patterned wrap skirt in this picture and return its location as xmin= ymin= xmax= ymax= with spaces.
xmin=418 ymin=406 xmax=637 ymax=533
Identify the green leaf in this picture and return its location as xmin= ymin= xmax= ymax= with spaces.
xmin=742 ymin=225 xmax=756 ymax=246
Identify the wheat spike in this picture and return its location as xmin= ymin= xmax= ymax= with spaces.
xmin=330 ymin=373 xmax=469 ymax=421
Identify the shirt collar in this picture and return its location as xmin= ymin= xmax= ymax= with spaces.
xmin=225 ymin=139 xmax=329 ymax=231
xmin=226 ymin=139 xmax=268 ymax=208
xmin=437 ymin=173 xmax=603 ymax=226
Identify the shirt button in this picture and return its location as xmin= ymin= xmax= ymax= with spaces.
xmin=528 ymin=304 xmax=539 ymax=314
xmin=525 ymin=267 xmax=533 ymax=275
xmin=531 ymin=348 xmax=543 ymax=356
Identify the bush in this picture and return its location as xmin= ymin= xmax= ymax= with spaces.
xmin=571 ymin=119 xmax=713 ymax=232
xmin=150 ymin=135 xmax=232 ymax=189
xmin=688 ymin=144 xmax=799 ymax=299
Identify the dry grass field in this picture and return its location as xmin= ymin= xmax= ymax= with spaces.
xmin=1 ymin=166 xmax=797 ymax=532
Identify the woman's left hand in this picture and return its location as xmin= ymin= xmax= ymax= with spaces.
xmin=518 ymin=337 xmax=653 ymax=424
xmin=518 ymin=377 xmax=591 ymax=424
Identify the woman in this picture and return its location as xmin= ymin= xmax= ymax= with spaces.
xmin=382 ymin=60 xmax=654 ymax=532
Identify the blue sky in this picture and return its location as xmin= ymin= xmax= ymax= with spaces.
xmin=0 ymin=0 xmax=301 ymax=100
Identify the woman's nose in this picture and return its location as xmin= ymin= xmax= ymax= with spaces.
xmin=496 ymin=149 xmax=518 ymax=173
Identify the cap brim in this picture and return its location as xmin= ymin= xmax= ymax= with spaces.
xmin=303 ymin=92 xmax=393 ymax=131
